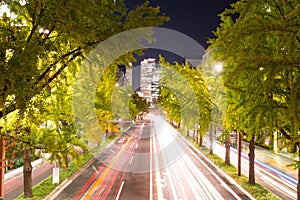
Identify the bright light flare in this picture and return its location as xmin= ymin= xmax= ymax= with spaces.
xmin=214 ymin=63 xmax=223 ymax=73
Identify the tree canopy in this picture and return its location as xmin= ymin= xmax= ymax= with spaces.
xmin=208 ymin=0 xmax=300 ymax=189
xmin=0 ymin=0 xmax=169 ymax=197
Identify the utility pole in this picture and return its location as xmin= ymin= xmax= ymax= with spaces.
xmin=238 ymin=131 xmax=242 ymax=176
xmin=209 ymin=123 xmax=213 ymax=154
xmin=0 ymin=128 xmax=5 ymax=198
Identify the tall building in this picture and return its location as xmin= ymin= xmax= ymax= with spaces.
xmin=140 ymin=58 xmax=160 ymax=103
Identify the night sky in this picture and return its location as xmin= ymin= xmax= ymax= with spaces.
xmin=125 ymin=0 xmax=237 ymax=64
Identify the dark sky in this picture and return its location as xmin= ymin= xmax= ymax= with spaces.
xmin=125 ymin=0 xmax=236 ymax=87
xmin=125 ymin=0 xmax=237 ymax=64
xmin=143 ymin=1 xmax=235 ymax=47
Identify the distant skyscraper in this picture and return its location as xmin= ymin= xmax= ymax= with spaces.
xmin=139 ymin=58 xmax=160 ymax=103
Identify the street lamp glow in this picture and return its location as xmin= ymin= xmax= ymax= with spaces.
xmin=214 ymin=63 xmax=223 ymax=73
xmin=39 ymin=28 xmax=44 ymax=33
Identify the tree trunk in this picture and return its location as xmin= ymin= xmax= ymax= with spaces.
xmin=65 ymin=154 xmax=69 ymax=169
xmin=195 ymin=125 xmax=198 ymax=144
xmin=238 ymin=132 xmax=242 ymax=176
xmin=225 ymin=134 xmax=231 ymax=165
xmin=23 ymin=147 xmax=33 ymax=198
xmin=297 ymin=144 xmax=300 ymax=200
xmin=199 ymin=134 xmax=203 ymax=147
xmin=0 ymin=137 xmax=5 ymax=198
xmin=209 ymin=124 xmax=214 ymax=154
xmin=249 ymin=135 xmax=255 ymax=184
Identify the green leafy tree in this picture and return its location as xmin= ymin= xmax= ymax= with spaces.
xmin=129 ymin=93 xmax=150 ymax=119
xmin=0 ymin=0 xmax=169 ymax=198
xmin=158 ymin=57 xmax=212 ymax=145
xmin=209 ymin=0 xmax=300 ymax=188
xmin=200 ymin=55 xmax=226 ymax=155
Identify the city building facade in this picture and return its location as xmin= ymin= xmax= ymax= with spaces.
xmin=140 ymin=58 xmax=161 ymax=104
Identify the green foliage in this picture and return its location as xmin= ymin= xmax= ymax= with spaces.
xmin=0 ymin=0 xmax=169 ymax=195
xmin=13 ymin=157 xmax=24 ymax=169
xmin=158 ymin=56 xmax=212 ymax=135
xmin=16 ymin=154 xmax=92 ymax=200
xmin=129 ymin=93 xmax=150 ymax=119
xmin=208 ymin=0 xmax=300 ymax=152
xmin=16 ymin=134 xmax=118 ymax=200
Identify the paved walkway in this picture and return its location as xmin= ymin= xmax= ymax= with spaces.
xmin=239 ymin=141 xmax=297 ymax=181
xmin=204 ymin=137 xmax=298 ymax=184
xmin=4 ymin=158 xmax=45 ymax=182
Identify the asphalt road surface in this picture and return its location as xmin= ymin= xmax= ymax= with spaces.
xmin=53 ymin=113 xmax=254 ymax=200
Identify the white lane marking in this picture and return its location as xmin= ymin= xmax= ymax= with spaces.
xmin=177 ymin=157 xmax=204 ymax=199
xmin=135 ymin=143 xmax=139 ymax=149
xmin=189 ymin=146 xmax=245 ymax=200
xmin=92 ymin=165 xmax=99 ymax=174
xmin=110 ymin=149 xmax=115 ymax=153
xmin=183 ymin=155 xmax=224 ymax=200
xmin=130 ymin=156 xmax=134 ymax=165
xmin=115 ymin=181 xmax=125 ymax=200
xmin=157 ymin=131 xmax=178 ymax=200
xmin=150 ymin=123 xmax=153 ymax=200
xmin=153 ymin=133 xmax=164 ymax=200
xmin=172 ymin=163 xmax=187 ymax=199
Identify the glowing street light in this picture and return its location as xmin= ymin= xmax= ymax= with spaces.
xmin=214 ymin=63 xmax=224 ymax=73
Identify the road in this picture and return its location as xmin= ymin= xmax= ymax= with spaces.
xmin=4 ymin=159 xmax=54 ymax=200
xmin=53 ymin=113 xmax=253 ymax=199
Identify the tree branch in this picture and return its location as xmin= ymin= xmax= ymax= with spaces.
xmin=279 ymin=128 xmax=291 ymax=140
xmin=36 ymin=47 xmax=82 ymax=83
xmin=0 ymin=48 xmax=83 ymax=119
xmin=42 ymin=51 xmax=82 ymax=87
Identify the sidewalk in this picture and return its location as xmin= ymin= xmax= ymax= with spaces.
xmin=204 ymin=137 xmax=298 ymax=184
xmin=4 ymin=158 xmax=47 ymax=182
xmin=239 ymin=141 xmax=297 ymax=181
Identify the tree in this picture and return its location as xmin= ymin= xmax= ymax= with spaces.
xmin=0 ymin=0 xmax=169 ymax=197
xmin=158 ymin=57 xmax=212 ymax=144
xmin=200 ymin=54 xmax=226 ymax=155
xmin=209 ymin=0 xmax=300 ymax=188
xmin=129 ymin=93 xmax=150 ymax=119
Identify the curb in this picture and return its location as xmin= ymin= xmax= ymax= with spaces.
xmin=170 ymin=125 xmax=256 ymax=200
xmin=171 ymin=126 xmax=255 ymax=200
xmin=187 ymin=141 xmax=256 ymax=200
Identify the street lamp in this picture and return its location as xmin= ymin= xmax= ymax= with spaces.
xmin=213 ymin=63 xmax=224 ymax=74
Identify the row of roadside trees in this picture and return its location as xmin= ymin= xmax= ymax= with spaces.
xmin=158 ymin=0 xmax=300 ymax=199
xmin=0 ymin=0 xmax=168 ymax=198
xmin=208 ymin=0 xmax=300 ymax=198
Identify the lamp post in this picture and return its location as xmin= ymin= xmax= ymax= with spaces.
xmin=238 ymin=131 xmax=242 ymax=176
xmin=0 ymin=126 xmax=4 ymax=199
xmin=208 ymin=63 xmax=224 ymax=154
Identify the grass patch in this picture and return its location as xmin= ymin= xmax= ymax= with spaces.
xmin=188 ymin=138 xmax=280 ymax=200
xmin=16 ymin=135 xmax=118 ymax=200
